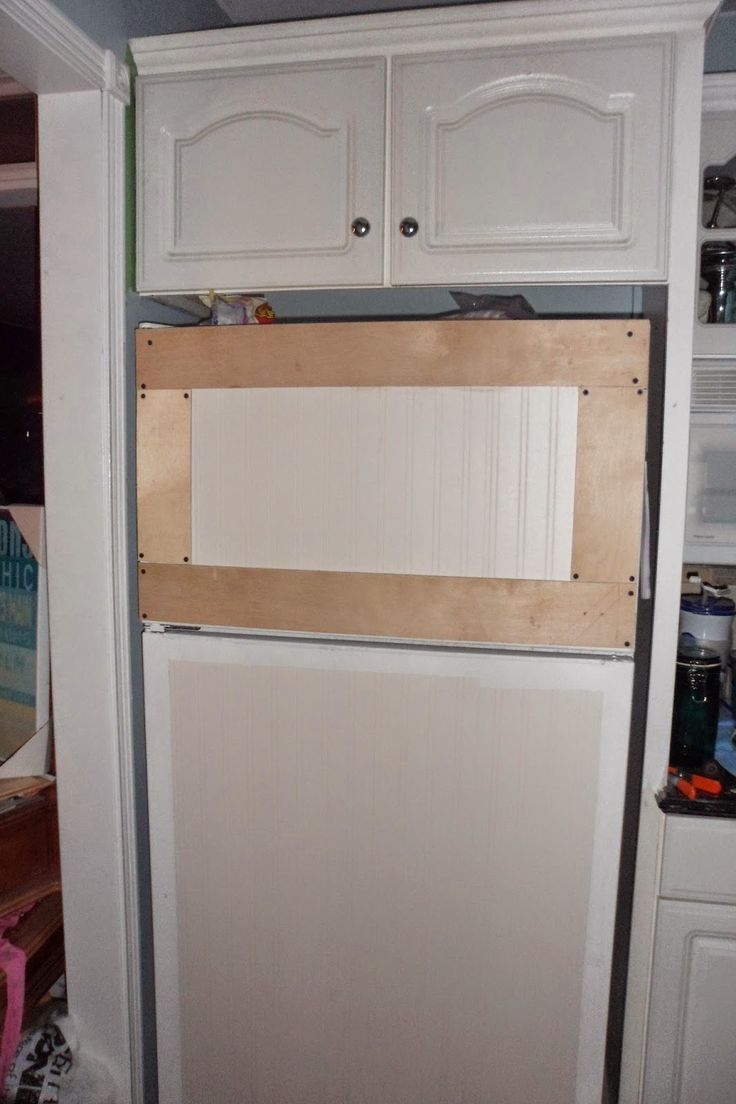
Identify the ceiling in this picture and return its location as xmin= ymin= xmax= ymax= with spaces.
xmin=214 ymin=0 xmax=736 ymax=19
xmin=215 ymin=0 xmax=498 ymax=22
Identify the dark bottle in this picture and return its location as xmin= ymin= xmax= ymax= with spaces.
xmin=670 ymin=645 xmax=721 ymax=769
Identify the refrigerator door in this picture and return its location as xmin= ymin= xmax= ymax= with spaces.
xmin=144 ymin=630 xmax=633 ymax=1104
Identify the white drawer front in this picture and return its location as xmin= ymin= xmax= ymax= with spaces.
xmin=661 ymin=815 xmax=736 ymax=904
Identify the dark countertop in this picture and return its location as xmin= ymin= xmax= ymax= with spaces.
xmin=657 ymin=787 xmax=736 ymax=818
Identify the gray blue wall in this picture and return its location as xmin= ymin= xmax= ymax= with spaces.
xmin=49 ymin=0 xmax=736 ymax=68
xmin=51 ymin=0 xmax=231 ymax=57
xmin=707 ymin=9 xmax=736 ymax=72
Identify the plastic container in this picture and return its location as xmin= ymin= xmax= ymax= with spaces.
xmin=679 ymin=590 xmax=735 ymax=672
xmin=701 ymin=241 xmax=736 ymax=323
xmin=670 ymin=644 xmax=721 ymax=769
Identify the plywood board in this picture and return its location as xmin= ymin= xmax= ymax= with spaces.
xmin=136 ymin=320 xmax=649 ymax=647
xmin=137 ymin=389 xmax=192 ymax=564
xmin=136 ymin=319 xmax=650 ymax=391
xmin=0 ymin=700 xmax=36 ymax=762
xmin=191 ymin=386 xmax=578 ymax=581
xmin=0 ymin=776 xmax=53 ymax=802
xmin=572 ymin=387 xmax=647 ymax=584
xmin=138 ymin=564 xmax=636 ymax=649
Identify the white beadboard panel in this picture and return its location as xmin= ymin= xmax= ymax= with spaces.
xmin=143 ymin=633 xmax=633 ymax=1104
xmin=191 ymin=386 xmax=578 ymax=580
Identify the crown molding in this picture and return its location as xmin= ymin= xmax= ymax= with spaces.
xmin=0 ymin=0 xmax=129 ymax=101
xmin=132 ymin=0 xmax=719 ymax=76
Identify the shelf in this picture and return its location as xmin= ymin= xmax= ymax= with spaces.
xmin=699 ymin=226 xmax=736 ymax=242
xmin=0 ymin=781 xmax=60 ymax=916
xmin=0 ymin=893 xmax=64 ymax=1029
xmin=693 ymin=320 xmax=736 ymax=359
xmin=0 ymin=161 xmax=36 ymax=208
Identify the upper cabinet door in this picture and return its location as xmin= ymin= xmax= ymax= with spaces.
xmin=391 ymin=39 xmax=672 ymax=285
xmin=137 ymin=60 xmax=386 ymax=293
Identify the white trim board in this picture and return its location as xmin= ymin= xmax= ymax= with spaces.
xmin=619 ymin=27 xmax=712 ymax=1104
xmin=38 ymin=90 xmax=135 ymax=1103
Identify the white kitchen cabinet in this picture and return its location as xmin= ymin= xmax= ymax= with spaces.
xmin=131 ymin=3 xmax=675 ymax=295
xmin=694 ymin=74 xmax=736 ymax=357
xmin=391 ymin=39 xmax=670 ymax=286
xmin=643 ymin=898 xmax=736 ymax=1104
xmin=136 ymin=59 xmax=386 ymax=292
xmin=641 ymin=815 xmax=736 ymax=1103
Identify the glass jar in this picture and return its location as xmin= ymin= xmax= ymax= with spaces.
xmin=670 ymin=645 xmax=721 ymax=769
xmin=700 ymin=241 xmax=736 ymax=323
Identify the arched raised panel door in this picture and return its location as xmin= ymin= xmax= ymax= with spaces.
xmin=391 ymin=39 xmax=672 ymax=284
xmin=138 ymin=60 xmax=385 ymax=293
xmin=643 ymin=900 xmax=736 ymax=1104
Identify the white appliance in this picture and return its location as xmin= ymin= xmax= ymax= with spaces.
xmin=138 ymin=318 xmax=649 ymax=1104
xmin=144 ymin=630 xmax=632 ymax=1104
xmin=684 ymin=362 xmax=736 ymax=564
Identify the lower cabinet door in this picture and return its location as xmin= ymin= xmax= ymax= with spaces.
xmin=643 ymin=899 xmax=736 ymax=1104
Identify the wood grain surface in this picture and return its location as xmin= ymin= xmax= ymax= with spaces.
xmin=572 ymin=385 xmax=648 ymax=584
xmin=136 ymin=319 xmax=650 ymax=390
xmin=137 ymin=389 xmax=192 ymax=564
xmin=139 ymin=563 xmax=636 ymax=649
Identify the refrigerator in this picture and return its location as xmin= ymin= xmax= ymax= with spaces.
xmin=138 ymin=318 xmax=649 ymax=1104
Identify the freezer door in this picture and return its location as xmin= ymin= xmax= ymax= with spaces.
xmin=144 ymin=631 xmax=632 ymax=1104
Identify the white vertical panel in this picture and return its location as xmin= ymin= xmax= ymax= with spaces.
xmin=144 ymin=633 xmax=633 ymax=1104
xmin=191 ymin=386 xmax=578 ymax=580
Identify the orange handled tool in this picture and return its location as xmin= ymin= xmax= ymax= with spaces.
xmin=668 ymin=766 xmax=722 ymax=796
xmin=671 ymin=775 xmax=697 ymax=800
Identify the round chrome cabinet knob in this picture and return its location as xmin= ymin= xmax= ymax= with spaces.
xmin=399 ymin=217 xmax=419 ymax=237
xmin=351 ymin=217 xmax=371 ymax=237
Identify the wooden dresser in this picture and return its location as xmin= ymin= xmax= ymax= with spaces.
xmin=0 ymin=779 xmax=64 ymax=1027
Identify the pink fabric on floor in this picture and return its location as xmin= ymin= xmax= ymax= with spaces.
xmin=0 ymin=908 xmax=30 ymax=1095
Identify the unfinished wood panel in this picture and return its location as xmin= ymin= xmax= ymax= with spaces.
xmin=139 ymin=563 xmax=636 ymax=648
xmin=191 ymin=386 xmax=578 ymax=581
xmin=137 ymin=389 xmax=192 ymax=564
xmin=0 ymin=700 xmax=36 ymax=761
xmin=572 ymin=386 xmax=647 ymax=583
xmin=167 ymin=657 xmax=602 ymax=1104
xmin=136 ymin=319 xmax=650 ymax=391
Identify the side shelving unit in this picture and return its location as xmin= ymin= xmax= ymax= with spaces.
xmin=694 ymin=73 xmax=736 ymax=358
xmin=636 ymin=69 xmax=736 ymax=1104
